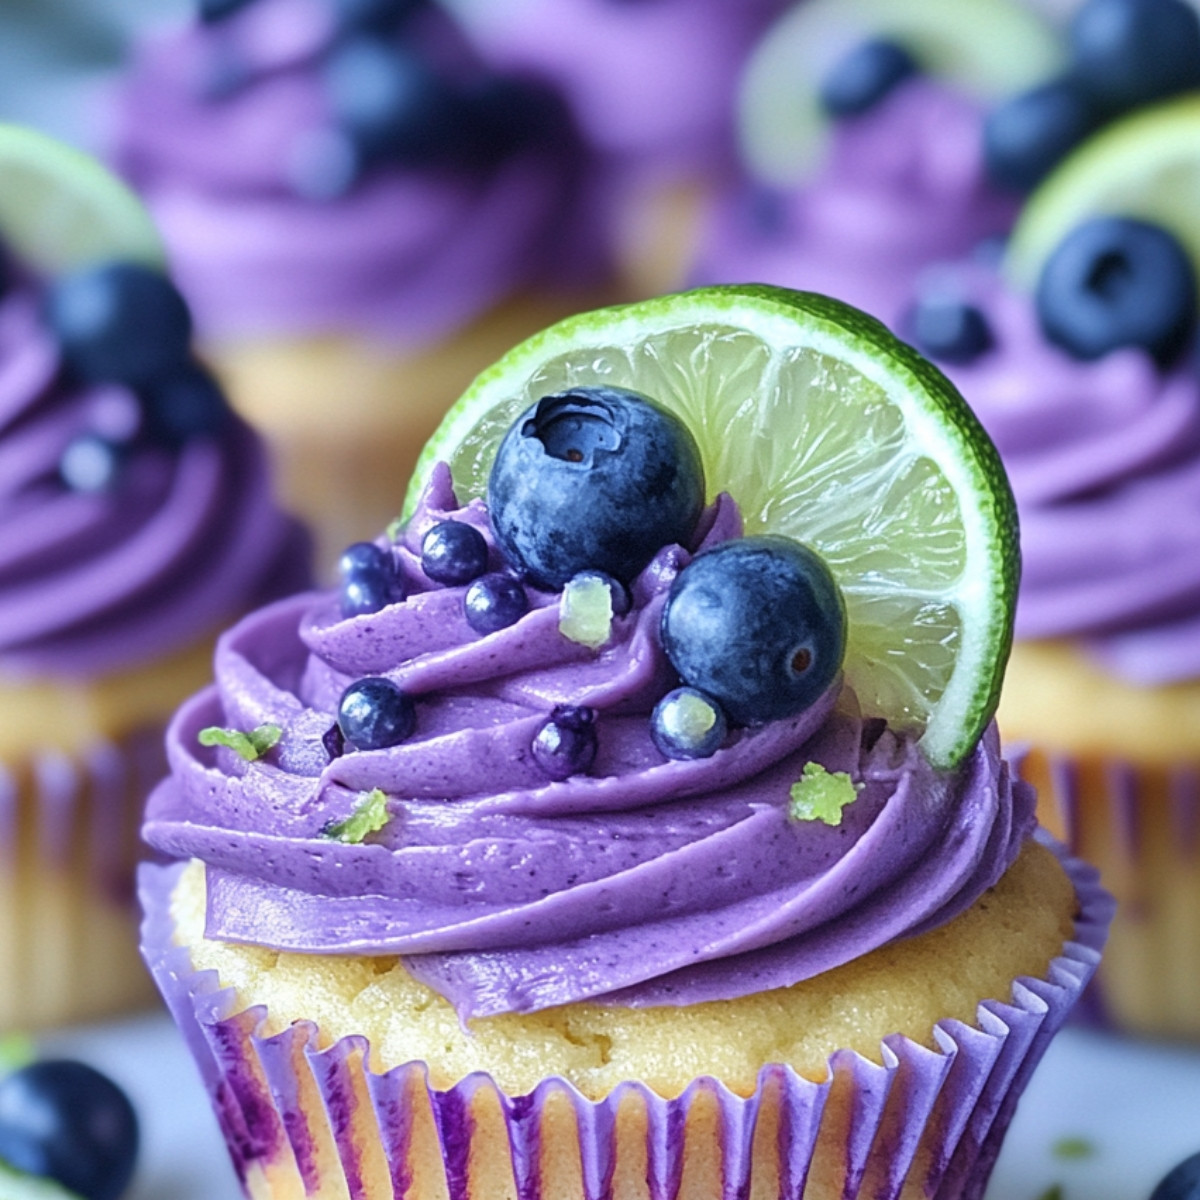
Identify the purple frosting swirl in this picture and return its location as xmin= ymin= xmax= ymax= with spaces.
xmin=695 ymin=80 xmax=1016 ymax=325
xmin=112 ymin=0 xmax=600 ymax=341
xmin=144 ymin=463 xmax=1032 ymax=1019
xmin=0 ymin=289 xmax=309 ymax=679
xmin=931 ymin=266 xmax=1200 ymax=686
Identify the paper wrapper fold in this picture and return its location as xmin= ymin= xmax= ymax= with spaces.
xmin=139 ymin=839 xmax=1111 ymax=1200
xmin=1021 ymin=746 xmax=1200 ymax=1039
xmin=0 ymin=727 xmax=164 ymax=1029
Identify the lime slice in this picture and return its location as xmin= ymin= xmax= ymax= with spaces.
xmin=0 ymin=124 xmax=164 ymax=276
xmin=1008 ymin=95 xmax=1200 ymax=290
xmin=741 ymin=0 xmax=1063 ymax=189
xmin=404 ymin=285 xmax=1018 ymax=771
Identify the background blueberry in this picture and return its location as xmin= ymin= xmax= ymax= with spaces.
xmin=1070 ymin=0 xmax=1200 ymax=113
xmin=488 ymin=385 xmax=705 ymax=590
xmin=907 ymin=295 xmax=994 ymax=364
xmin=1152 ymin=1151 xmax=1200 ymax=1199
xmin=0 ymin=1060 xmax=138 ymax=1200
xmin=984 ymin=78 xmax=1102 ymax=193
xmin=464 ymin=572 xmax=529 ymax=634
xmin=59 ymin=434 xmax=123 ymax=493
xmin=45 ymin=263 xmax=193 ymax=387
xmin=339 ymin=541 xmax=405 ymax=617
xmin=324 ymin=36 xmax=461 ymax=165
xmin=337 ymin=677 xmax=416 ymax=750
xmin=651 ymin=687 xmax=727 ymax=760
xmin=661 ymin=536 xmax=846 ymax=726
xmin=329 ymin=0 xmax=424 ymax=34
xmin=421 ymin=520 xmax=489 ymax=585
xmin=141 ymin=362 xmax=232 ymax=445
xmin=819 ymin=39 xmax=919 ymax=118
xmin=1036 ymin=217 xmax=1197 ymax=364
xmin=531 ymin=705 xmax=598 ymax=780
xmin=198 ymin=0 xmax=255 ymax=21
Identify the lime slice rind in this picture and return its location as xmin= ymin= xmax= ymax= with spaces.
xmin=406 ymin=286 xmax=1018 ymax=772
xmin=0 ymin=123 xmax=165 ymax=276
xmin=1007 ymin=95 xmax=1200 ymax=289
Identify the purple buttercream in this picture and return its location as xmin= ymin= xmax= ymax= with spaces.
xmin=112 ymin=0 xmax=601 ymax=342
xmin=144 ymin=465 xmax=1033 ymax=1019
xmin=694 ymin=80 xmax=1016 ymax=326
xmin=932 ymin=265 xmax=1200 ymax=685
xmin=0 ymin=287 xmax=310 ymax=679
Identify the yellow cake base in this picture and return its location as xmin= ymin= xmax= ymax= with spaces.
xmin=1000 ymin=638 xmax=1200 ymax=1039
xmin=209 ymin=294 xmax=612 ymax=576
xmin=173 ymin=839 xmax=1074 ymax=1098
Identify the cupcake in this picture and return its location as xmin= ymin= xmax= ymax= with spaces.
xmin=691 ymin=0 xmax=1063 ymax=324
xmin=112 ymin=0 xmax=608 ymax=572
xmin=140 ymin=286 xmax=1109 ymax=1198
xmin=0 ymin=126 xmax=310 ymax=1029
xmin=909 ymin=203 xmax=1200 ymax=1038
xmin=444 ymin=0 xmax=788 ymax=297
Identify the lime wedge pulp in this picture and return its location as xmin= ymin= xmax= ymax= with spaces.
xmin=740 ymin=0 xmax=1063 ymax=187
xmin=0 ymin=123 xmax=164 ymax=276
xmin=1008 ymin=95 xmax=1200 ymax=289
xmin=405 ymin=286 xmax=1019 ymax=771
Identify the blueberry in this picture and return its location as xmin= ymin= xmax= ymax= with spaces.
xmin=324 ymin=36 xmax=460 ymax=165
xmin=322 ymin=722 xmax=346 ymax=760
xmin=1070 ymin=0 xmax=1200 ymax=113
xmin=661 ymin=536 xmax=846 ymax=726
xmin=1151 ymin=1152 xmax=1200 ymax=1199
xmin=984 ymin=78 xmax=1102 ymax=194
xmin=531 ymin=705 xmax=598 ymax=780
xmin=198 ymin=0 xmax=255 ymax=20
xmin=464 ymin=572 xmax=529 ymax=634
xmin=907 ymin=296 xmax=994 ymax=364
xmin=651 ymin=687 xmax=727 ymax=760
xmin=329 ymin=0 xmax=424 ymax=33
xmin=421 ymin=521 xmax=489 ymax=585
xmin=488 ymin=386 xmax=705 ymax=590
xmin=455 ymin=76 xmax=574 ymax=166
xmin=0 ymin=1060 xmax=138 ymax=1200
xmin=45 ymin=263 xmax=193 ymax=387
xmin=59 ymin=435 xmax=123 ymax=493
xmin=819 ymin=39 xmax=919 ymax=118
xmin=338 ymin=542 xmax=405 ymax=618
xmin=141 ymin=362 xmax=232 ymax=445
xmin=337 ymin=677 xmax=416 ymax=750
xmin=1036 ymin=217 xmax=1197 ymax=364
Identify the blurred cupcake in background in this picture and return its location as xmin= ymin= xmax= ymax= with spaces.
xmin=0 ymin=124 xmax=309 ymax=1030
xmin=691 ymin=0 xmax=1065 ymax=325
xmin=904 ymin=15 xmax=1200 ymax=1034
xmin=444 ymin=0 xmax=788 ymax=297
xmin=113 ymin=0 xmax=607 ymax=572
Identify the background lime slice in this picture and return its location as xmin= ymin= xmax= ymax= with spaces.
xmin=1007 ymin=95 xmax=1200 ymax=290
xmin=0 ymin=123 xmax=164 ymax=276
xmin=740 ymin=0 xmax=1063 ymax=188
xmin=404 ymin=285 xmax=1018 ymax=771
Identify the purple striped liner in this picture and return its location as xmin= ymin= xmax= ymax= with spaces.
xmin=139 ymin=836 xmax=1111 ymax=1200
xmin=0 ymin=725 xmax=166 ymax=1028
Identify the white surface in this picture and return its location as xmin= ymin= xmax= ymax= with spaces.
xmin=35 ymin=1014 xmax=1200 ymax=1199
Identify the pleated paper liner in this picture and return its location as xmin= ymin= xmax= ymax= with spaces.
xmin=1021 ymin=746 xmax=1200 ymax=1039
xmin=0 ymin=726 xmax=165 ymax=1030
xmin=140 ymin=837 xmax=1110 ymax=1200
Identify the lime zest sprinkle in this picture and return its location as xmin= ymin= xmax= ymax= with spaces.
xmin=325 ymin=788 xmax=392 ymax=844
xmin=661 ymin=690 xmax=719 ymax=743
xmin=559 ymin=575 xmax=614 ymax=649
xmin=1036 ymin=1186 xmax=1064 ymax=1200
xmin=0 ymin=1032 xmax=35 ymax=1077
xmin=1052 ymin=1138 xmax=1096 ymax=1161
xmin=198 ymin=723 xmax=283 ymax=762
xmin=386 ymin=514 xmax=406 ymax=543
xmin=789 ymin=763 xmax=860 ymax=825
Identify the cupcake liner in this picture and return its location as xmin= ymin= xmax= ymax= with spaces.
xmin=0 ymin=726 xmax=166 ymax=1029
xmin=140 ymin=836 xmax=1111 ymax=1200
xmin=1017 ymin=745 xmax=1200 ymax=1039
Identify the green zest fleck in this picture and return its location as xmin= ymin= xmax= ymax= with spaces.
xmin=386 ymin=514 xmax=407 ymax=543
xmin=325 ymin=788 xmax=391 ymax=844
xmin=198 ymin=723 xmax=282 ymax=762
xmin=1052 ymin=1138 xmax=1095 ymax=1161
xmin=559 ymin=575 xmax=614 ymax=649
xmin=788 ymin=763 xmax=860 ymax=825
xmin=1036 ymin=1186 xmax=1064 ymax=1200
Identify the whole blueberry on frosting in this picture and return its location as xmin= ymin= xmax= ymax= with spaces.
xmin=339 ymin=541 xmax=405 ymax=617
xmin=1036 ymin=217 xmax=1197 ymax=365
xmin=464 ymin=572 xmax=528 ymax=634
xmin=531 ymin=705 xmax=598 ymax=780
xmin=421 ymin=520 xmax=488 ymax=585
xmin=1151 ymin=1151 xmax=1200 ymax=1200
xmin=488 ymin=385 xmax=705 ymax=590
xmin=337 ymin=677 xmax=416 ymax=750
xmin=661 ymin=535 xmax=846 ymax=726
